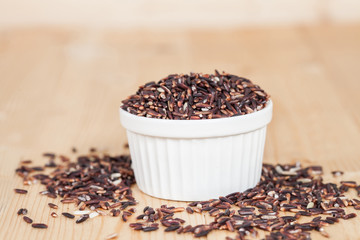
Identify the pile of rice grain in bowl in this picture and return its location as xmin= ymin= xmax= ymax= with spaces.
xmin=119 ymin=71 xmax=272 ymax=201
xmin=121 ymin=70 xmax=270 ymax=119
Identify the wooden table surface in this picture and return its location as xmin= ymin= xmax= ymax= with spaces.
xmin=1 ymin=24 xmax=360 ymax=240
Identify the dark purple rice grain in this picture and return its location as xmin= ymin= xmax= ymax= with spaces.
xmin=121 ymin=71 xmax=270 ymax=120
xmin=110 ymin=209 xmax=121 ymax=217
xmin=312 ymin=216 xmax=322 ymax=222
xmin=343 ymin=213 xmax=357 ymax=220
xmin=129 ymin=223 xmax=143 ymax=228
xmin=62 ymin=212 xmax=75 ymax=219
xmin=176 ymin=226 xmax=184 ymax=234
xmin=46 ymin=193 xmax=57 ymax=199
xmin=43 ymin=153 xmax=55 ymax=158
xmin=14 ymin=189 xmax=28 ymax=194
xmin=76 ymin=214 xmax=89 ymax=224
xmin=45 ymin=158 xmax=57 ymax=168
xmin=194 ymin=228 xmax=212 ymax=237
xmin=23 ymin=216 xmax=33 ymax=224
xmin=17 ymin=208 xmax=28 ymax=215
xmin=165 ymin=225 xmax=181 ymax=232
xmin=32 ymin=223 xmax=48 ymax=229
xmin=48 ymin=203 xmax=58 ymax=209
xmin=31 ymin=166 xmax=44 ymax=171
xmin=142 ymin=226 xmax=159 ymax=232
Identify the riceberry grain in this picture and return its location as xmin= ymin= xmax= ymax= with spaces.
xmin=23 ymin=216 xmax=33 ymax=224
xmin=121 ymin=71 xmax=269 ymax=120
xmin=32 ymin=223 xmax=48 ymax=229
xmin=76 ymin=214 xmax=89 ymax=224
xmin=17 ymin=208 xmax=28 ymax=215
xmin=48 ymin=203 xmax=58 ymax=209
xmin=62 ymin=212 xmax=75 ymax=219
xmin=14 ymin=150 xmax=360 ymax=239
xmin=14 ymin=189 xmax=28 ymax=194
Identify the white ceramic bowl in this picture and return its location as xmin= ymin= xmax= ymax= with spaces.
xmin=119 ymin=100 xmax=272 ymax=201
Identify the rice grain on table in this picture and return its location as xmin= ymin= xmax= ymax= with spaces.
xmin=13 ymin=150 xmax=360 ymax=239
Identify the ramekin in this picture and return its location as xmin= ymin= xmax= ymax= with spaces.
xmin=119 ymin=100 xmax=272 ymax=201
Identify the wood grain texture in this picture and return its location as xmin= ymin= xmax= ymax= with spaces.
xmin=0 ymin=24 xmax=360 ymax=239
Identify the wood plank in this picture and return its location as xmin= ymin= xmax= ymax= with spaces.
xmin=0 ymin=25 xmax=360 ymax=239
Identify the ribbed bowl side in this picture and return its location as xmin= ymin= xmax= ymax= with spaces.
xmin=126 ymin=126 xmax=267 ymax=201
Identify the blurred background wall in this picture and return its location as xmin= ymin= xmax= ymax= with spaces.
xmin=1 ymin=0 xmax=360 ymax=29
